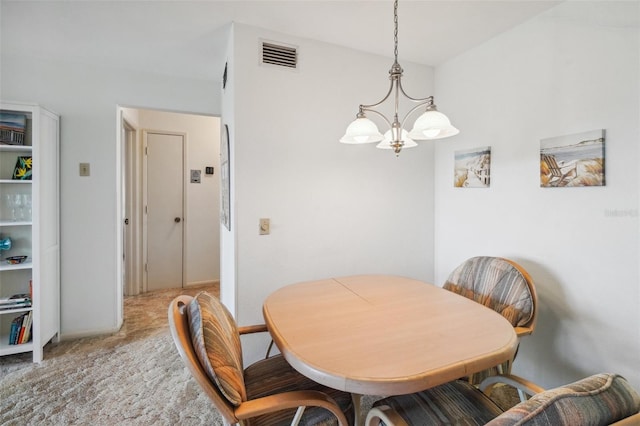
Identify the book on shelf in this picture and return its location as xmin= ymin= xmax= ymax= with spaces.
xmin=21 ymin=310 xmax=32 ymax=343
xmin=8 ymin=311 xmax=32 ymax=345
xmin=17 ymin=315 xmax=26 ymax=343
xmin=9 ymin=316 xmax=20 ymax=344
xmin=9 ymin=313 xmax=24 ymax=344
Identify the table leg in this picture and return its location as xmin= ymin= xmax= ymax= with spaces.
xmin=352 ymin=393 xmax=363 ymax=426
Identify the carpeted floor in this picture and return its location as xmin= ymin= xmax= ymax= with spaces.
xmin=1 ymin=285 xmax=520 ymax=425
xmin=1 ymin=285 xmax=224 ymax=425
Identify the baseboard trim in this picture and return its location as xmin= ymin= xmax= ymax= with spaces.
xmin=60 ymin=327 xmax=121 ymax=342
xmin=185 ymin=279 xmax=219 ymax=288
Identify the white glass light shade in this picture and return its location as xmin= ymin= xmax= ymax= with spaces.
xmin=376 ymin=129 xmax=418 ymax=150
xmin=340 ymin=117 xmax=384 ymax=144
xmin=408 ymin=110 xmax=460 ymax=140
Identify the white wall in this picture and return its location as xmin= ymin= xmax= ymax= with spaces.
xmin=220 ymin=24 xmax=236 ymax=316
xmin=435 ymin=1 xmax=639 ymax=389
xmin=134 ymin=109 xmax=220 ymax=287
xmin=229 ymin=24 xmax=437 ymax=364
xmin=0 ymin=53 xmax=220 ymax=337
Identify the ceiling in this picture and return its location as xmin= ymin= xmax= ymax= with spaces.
xmin=1 ymin=0 xmax=562 ymax=81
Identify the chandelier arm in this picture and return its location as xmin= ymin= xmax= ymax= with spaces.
xmin=360 ymin=107 xmax=394 ymax=131
xmin=358 ymin=79 xmax=396 ymax=111
xmin=397 ymin=80 xmax=435 ymax=104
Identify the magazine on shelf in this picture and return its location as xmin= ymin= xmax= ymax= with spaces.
xmin=0 ymin=294 xmax=32 ymax=310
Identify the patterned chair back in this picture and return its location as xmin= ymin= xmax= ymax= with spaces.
xmin=168 ymin=294 xmax=241 ymax=424
xmin=487 ymin=373 xmax=640 ymax=425
xmin=444 ymin=256 xmax=537 ymax=334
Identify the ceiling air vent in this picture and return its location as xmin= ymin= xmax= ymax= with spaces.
xmin=261 ymin=41 xmax=297 ymax=69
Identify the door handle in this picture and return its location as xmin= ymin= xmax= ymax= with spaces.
xmin=174 ymin=217 xmax=181 ymax=223
xmin=124 ymin=218 xmax=129 ymax=225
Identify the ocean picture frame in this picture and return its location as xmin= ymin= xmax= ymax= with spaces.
xmin=540 ymin=129 xmax=605 ymax=187
xmin=454 ymin=146 xmax=491 ymax=188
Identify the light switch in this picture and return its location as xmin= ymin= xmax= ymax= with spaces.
xmin=79 ymin=163 xmax=90 ymax=177
xmin=259 ymin=218 xmax=270 ymax=235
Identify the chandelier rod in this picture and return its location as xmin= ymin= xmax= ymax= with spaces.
xmin=393 ymin=0 xmax=399 ymax=64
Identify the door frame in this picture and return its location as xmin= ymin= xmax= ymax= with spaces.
xmin=122 ymin=119 xmax=143 ymax=296
xmin=142 ymin=129 xmax=187 ymax=293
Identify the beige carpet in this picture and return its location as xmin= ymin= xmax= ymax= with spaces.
xmin=1 ymin=285 xmax=224 ymax=425
xmin=1 ymin=285 xmax=519 ymax=425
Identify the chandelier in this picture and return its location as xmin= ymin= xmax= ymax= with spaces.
xmin=340 ymin=0 xmax=459 ymax=156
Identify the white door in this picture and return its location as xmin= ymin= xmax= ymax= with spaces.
xmin=145 ymin=132 xmax=184 ymax=291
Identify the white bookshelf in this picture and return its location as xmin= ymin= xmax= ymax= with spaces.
xmin=0 ymin=102 xmax=60 ymax=362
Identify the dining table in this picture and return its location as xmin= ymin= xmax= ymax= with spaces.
xmin=262 ymin=274 xmax=519 ymax=423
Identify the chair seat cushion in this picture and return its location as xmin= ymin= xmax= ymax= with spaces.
xmin=373 ymin=379 xmax=504 ymax=425
xmin=486 ymin=373 xmax=640 ymax=425
xmin=244 ymin=354 xmax=355 ymax=426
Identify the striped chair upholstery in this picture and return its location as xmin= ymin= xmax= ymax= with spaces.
xmin=244 ymin=354 xmax=355 ymax=426
xmin=444 ymin=256 xmax=534 ymax=328
xmin=188 ymin=291 xmax=246 ymax=405
xmin=370 ymin=379 xmax=503 ymax=425
xmin=444 ymin=256 xmax=536 ymax=383
xmin=366 ymin=373 xmax=640 ymax=426
xmin=487 ymin=373 xmax=640 ymax=425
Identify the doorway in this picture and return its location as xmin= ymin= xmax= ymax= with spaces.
xmin=118 ymin=107 xmax=221 ymax=297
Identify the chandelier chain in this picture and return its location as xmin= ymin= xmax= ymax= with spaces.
xmin=393 ymin=0 xmax=398 ymax=62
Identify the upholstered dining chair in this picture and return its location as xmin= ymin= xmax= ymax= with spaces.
xmin=365 ymin=373 xmax=640 ymax=426
xmin=444 ymin=256 xmax=538 ymax=383
xmin=168 ymin=292 xmax=354 ymax=426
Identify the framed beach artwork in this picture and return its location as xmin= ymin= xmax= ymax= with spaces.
xmin=454 ymin=146 xmax=491 ymax=188
xmin=540 ymin=129 xmax=605 ymax=187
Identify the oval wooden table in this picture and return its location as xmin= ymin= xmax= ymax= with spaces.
xmin=263 ymin=274 xmax=518 ymax=421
